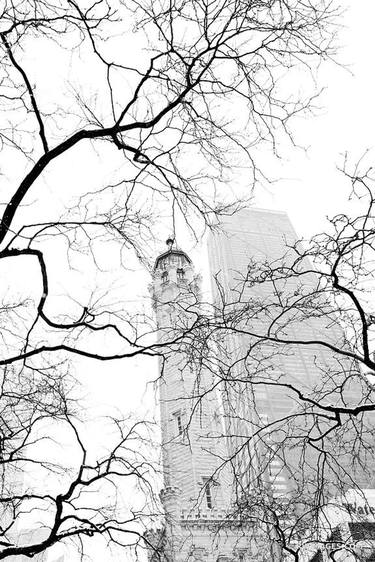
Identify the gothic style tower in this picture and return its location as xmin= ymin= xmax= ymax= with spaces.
xmin=147 ymin=239 xmax=256 ymax=562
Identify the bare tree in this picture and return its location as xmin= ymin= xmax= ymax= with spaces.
xmin=181 ymin=160 xmax=375 ymax=560
xmin=0 ymin=0 xmax=339 ymax=363
xmin=0 ymin=360 xmax=160 ymax=560
xmin=0 ymin=0 xmax=342 ymax=559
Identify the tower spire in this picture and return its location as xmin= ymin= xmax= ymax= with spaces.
xmin=166 ymin=236 xmax=174 ymax=251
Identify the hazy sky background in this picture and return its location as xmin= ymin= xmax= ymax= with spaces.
xmin=253 ymin=0 xmax=375 ymax=232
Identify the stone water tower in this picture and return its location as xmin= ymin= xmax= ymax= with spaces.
xmin=146 ymin=238 xmax=257 ymax=562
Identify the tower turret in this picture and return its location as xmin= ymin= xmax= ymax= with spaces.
xmin=153 ymin=238 xmax=197 ymax=307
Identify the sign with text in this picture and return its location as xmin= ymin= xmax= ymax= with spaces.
xmin=322 ymin=489 xmax=375 ymax=529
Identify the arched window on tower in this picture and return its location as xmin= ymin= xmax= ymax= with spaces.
xmin=161 ymin=270 xmax=169 ymax=284
xmin=173 ymin=411 xmax=184 ymax=436
xmin=202 ymin=477 xmax=213 ymax=509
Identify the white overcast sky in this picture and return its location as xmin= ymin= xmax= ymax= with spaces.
xmin=11 ymin=2 xmax=375 ymax=560
xmin=253 ymin=0 xmax=375 ymax=234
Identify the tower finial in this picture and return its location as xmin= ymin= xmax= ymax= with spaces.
xmin=166 ymin=236 xmax=174 ymax=251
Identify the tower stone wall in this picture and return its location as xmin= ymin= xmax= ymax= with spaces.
xmin=147 ymin=240 xmax=259 ymax=562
